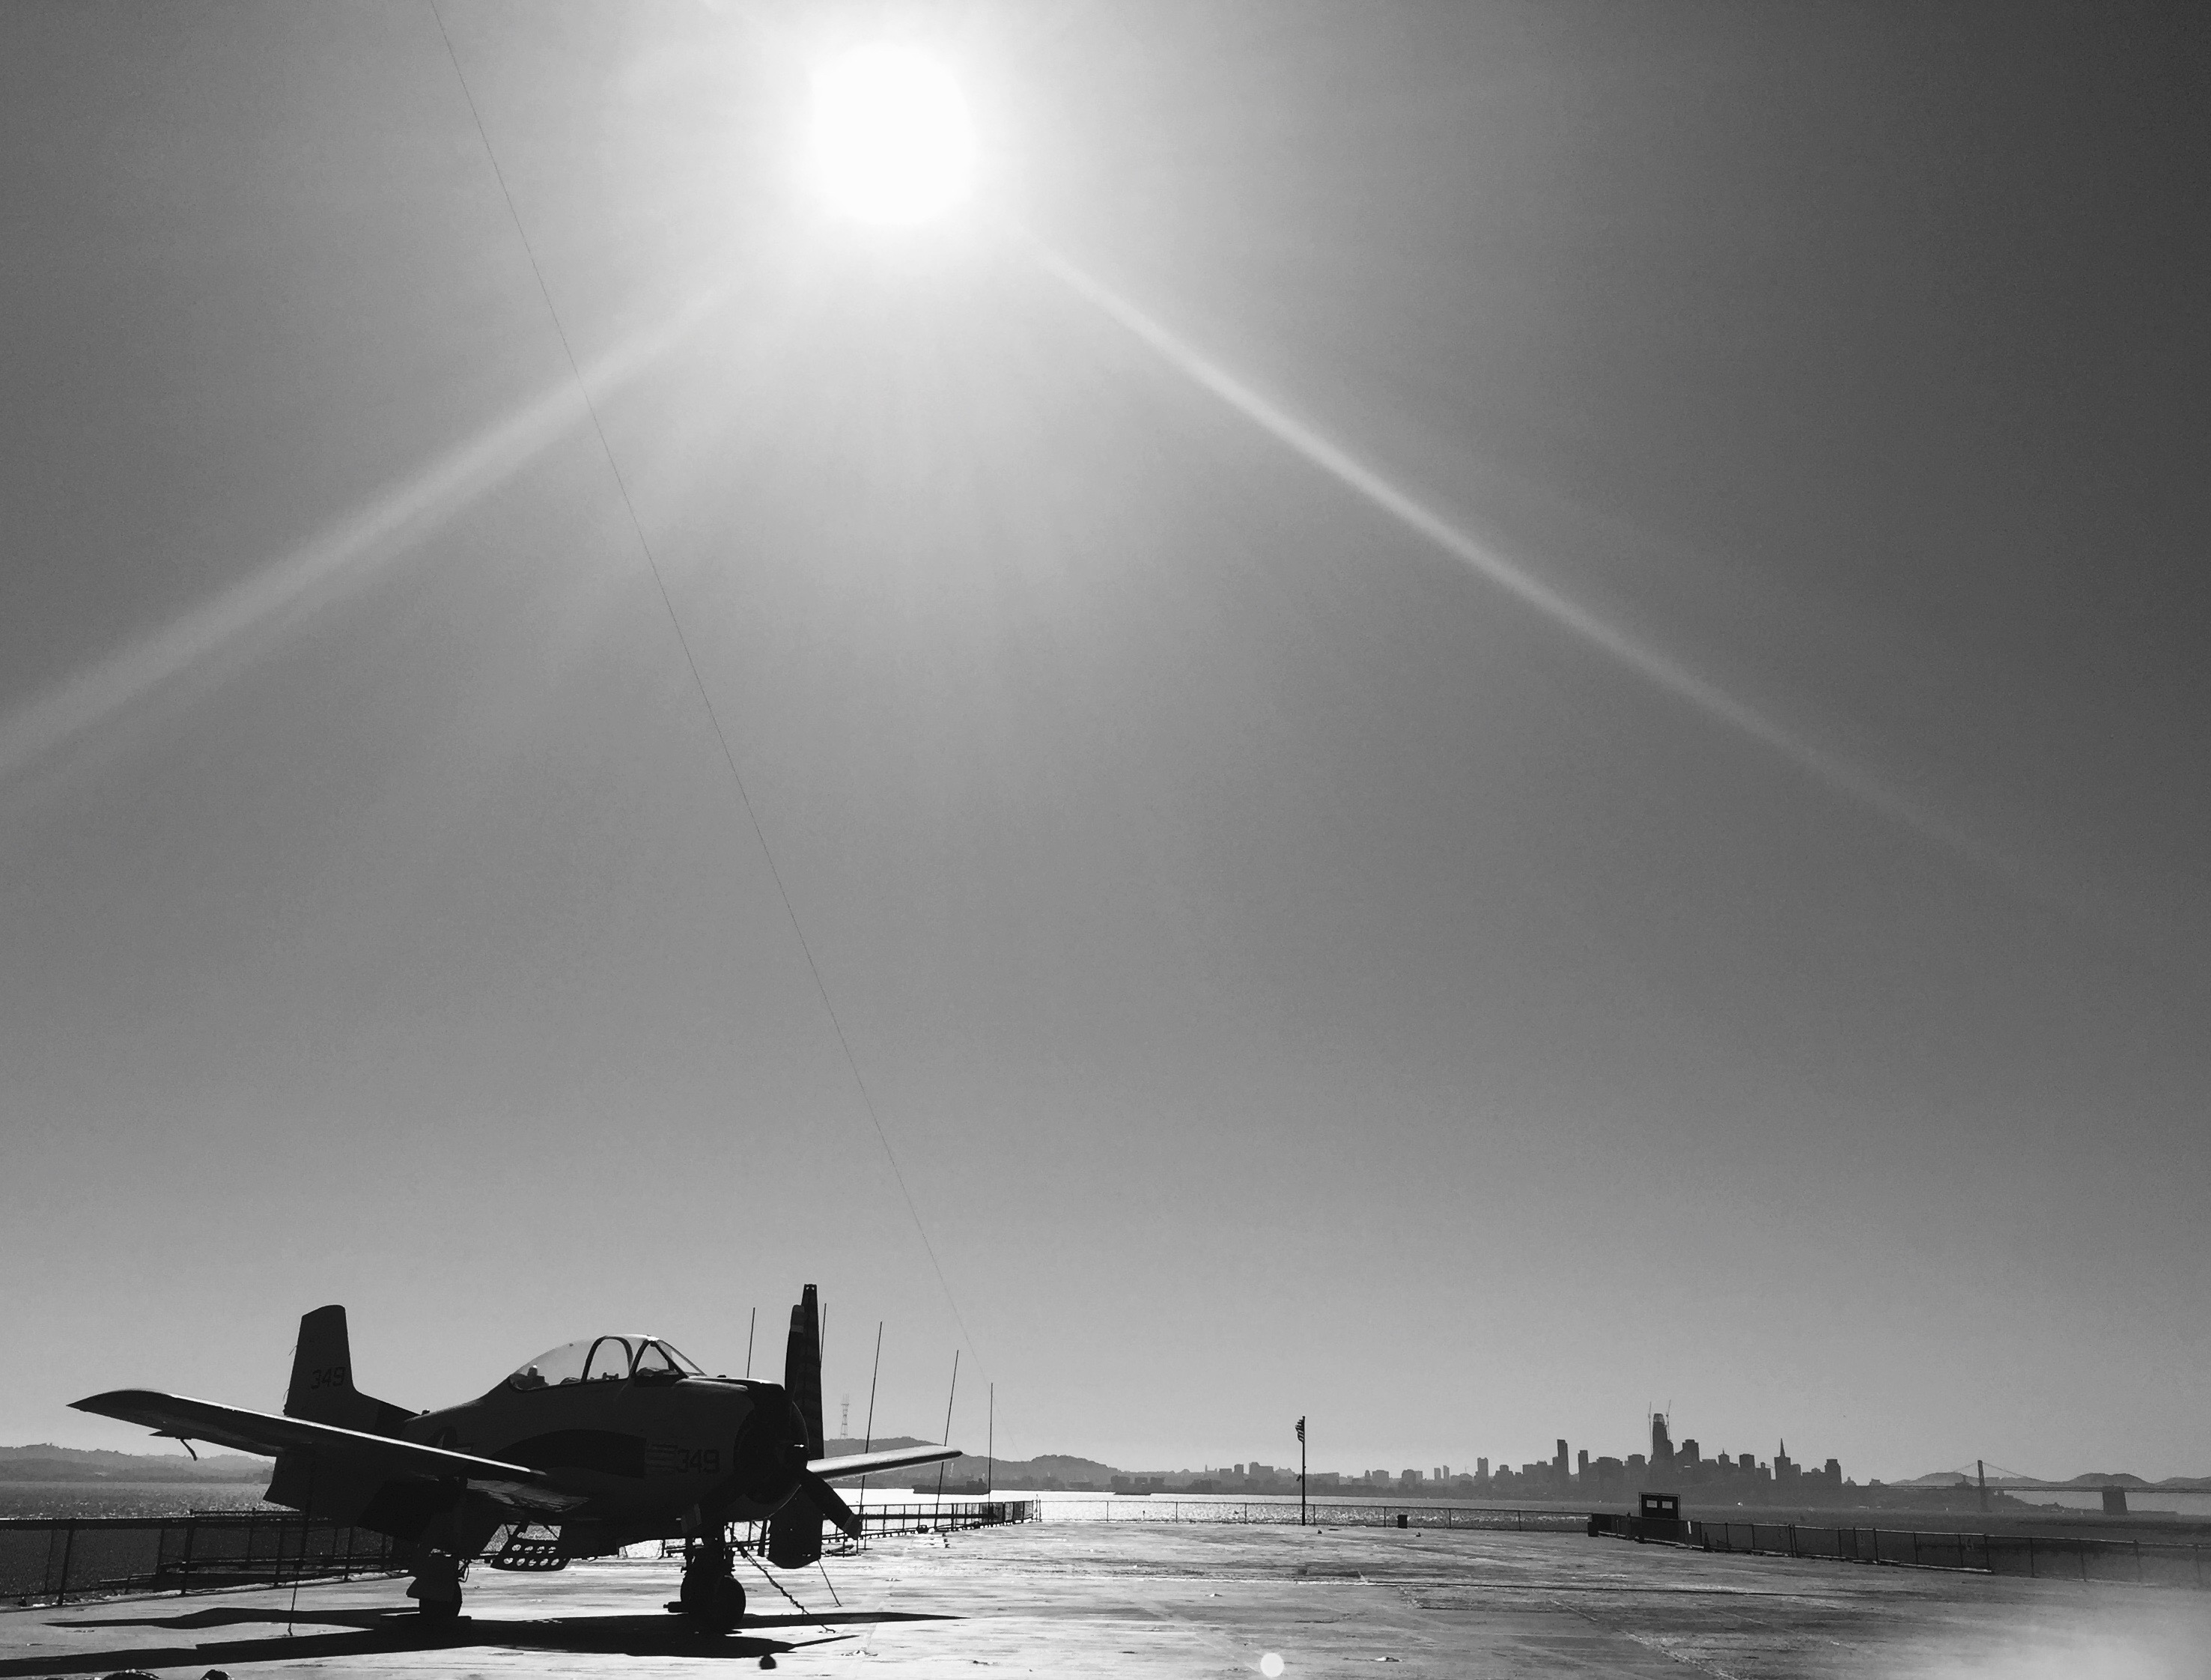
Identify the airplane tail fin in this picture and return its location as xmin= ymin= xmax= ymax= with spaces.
xmin=282 ymin=1305 xmax=413 ymax=1435
xmin=767 ymin=1285 xmax=827 ymax=1568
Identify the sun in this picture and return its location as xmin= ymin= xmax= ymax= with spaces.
xmin=808 ymin=44 xmax=976 ymax=225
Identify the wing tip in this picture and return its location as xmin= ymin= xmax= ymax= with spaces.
xmin=70 ymin=1388 xmax=149 ymax=1416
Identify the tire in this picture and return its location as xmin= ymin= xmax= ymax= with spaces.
xmin=684 ymin=1572 xmax=746 ymax=1632
xmin=418 ymin=1598 xmax=463 ymax=1624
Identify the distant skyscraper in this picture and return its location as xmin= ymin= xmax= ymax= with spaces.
xmin=1650 ymin=1413 xmax=1675 ymax=1472
xmin=1680 ymin=1437 xmax=1700 ymax=1466
xmin=1476 ymin=1457 xmax=1489 ymax=1479
xmin=1578 ymin=1448 xmax=1590 ymax=1481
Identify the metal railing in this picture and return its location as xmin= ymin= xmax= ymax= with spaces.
xmin=653 ymin=1499 xmax=1045 ymax=1560
xmin=1589 ymin=1512 xmax=2209 ymax=1590
xmin=749 ymin=1499 xmax=1041 ymax=1547
xmin=7 ymin=1500 xmax=1044 ymax=1607
xmin=2 ymin=1512 xmax=400 ymax=1607
xmin=845 ymin=1499 xmax=1039 ymax=1536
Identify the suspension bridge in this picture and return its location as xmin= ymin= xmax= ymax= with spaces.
xmin=1937 ymin=1461 xmax=2176 ymax=1514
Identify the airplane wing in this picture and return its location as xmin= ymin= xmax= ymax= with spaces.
xmin=71 ymin=1390 xmax=571 ymax=1507
xmin=808 ymin=1443 xmax=964 ymax=1482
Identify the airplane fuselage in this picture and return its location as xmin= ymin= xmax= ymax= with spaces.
xmin=72 ymin=1291 xmax=957 ymax=1621
xmin=401 ymin=1372 xmax=808 ymax=1534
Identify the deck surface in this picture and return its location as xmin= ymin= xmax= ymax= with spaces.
xmin=4 ymin=1519 xmax=2207 ymax=1679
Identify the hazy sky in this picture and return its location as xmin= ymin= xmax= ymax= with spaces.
xmin=3 ymin=1 xmax=2206 ymax=1482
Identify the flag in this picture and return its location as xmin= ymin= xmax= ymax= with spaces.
xmin=1295 ymin=1416 xmax=1305 ymax=1443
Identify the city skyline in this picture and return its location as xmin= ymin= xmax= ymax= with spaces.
xmin=31 ymin=1399 xmax=2186 ymax=1494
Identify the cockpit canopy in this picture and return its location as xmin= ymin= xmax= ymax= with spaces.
xmin=507 ymin=1335 xmax=705 ymax=1390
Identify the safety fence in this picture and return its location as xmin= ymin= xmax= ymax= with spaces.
xmin=845 ymin=1499 xmax=1039 ymax=1536
xmin=2 ymin=1513 xmax=400 ymax=1607
xmin=1053 ymin=1500 xmax=1587 ymax=1531
xmin=5 ymin=1499 xmax=1045 ymax=1607
xmin=724 ymin=1499 xmax=1041 ymax=1554
xmin=1589 ymin=1513 xmax=2209 ymax=1590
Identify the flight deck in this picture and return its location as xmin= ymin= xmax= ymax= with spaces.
xmin=5 ymin=1515 xmax=2206 ymax=1679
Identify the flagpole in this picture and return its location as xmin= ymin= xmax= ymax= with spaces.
xmin=1298 ymin=1416 xmax=1307 ymax=1527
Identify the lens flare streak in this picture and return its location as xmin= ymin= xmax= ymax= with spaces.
xmin=0 ymin=290 xmax=723 ymax=791
xmin=1032 ymin=243 xmax=1990 ymax=868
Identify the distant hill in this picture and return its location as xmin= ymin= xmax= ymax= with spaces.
xmin=0 ymin=1444 xmax=267 ymax=1482
xmin=818 ymin=1441 xmax=1121 ymax=1489
xmin=1018 ymin=1454 xmax=1119 ymax=1483
xmin=822 ymin=1437 xmax=934 ymax=1456
xmin=880 ymin=1452 xmax=1121 ymax=1489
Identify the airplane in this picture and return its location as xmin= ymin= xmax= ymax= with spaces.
xmin=72 ymin=1285 xmax=960 ymax=1629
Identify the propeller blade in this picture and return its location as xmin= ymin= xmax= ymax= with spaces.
xmin=797 ymin=1467 xmax=864 ymax=1539
xmin=766 ymin=1506 xmax=821 ymax=1569
xmin=784 ymin=1285 xmax=824 ymax=1459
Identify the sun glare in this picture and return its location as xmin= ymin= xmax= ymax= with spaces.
xmin=809 ymin=44 xmax=976 ymax=225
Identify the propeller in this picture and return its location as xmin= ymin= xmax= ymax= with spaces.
xmin=783 ymin=1285 xmax=825 ymax=1458
xmin=794 ymin=1467 xmax=863 ymax=1539
xmin=767 ymin=1284 xmax=837 ymax=1568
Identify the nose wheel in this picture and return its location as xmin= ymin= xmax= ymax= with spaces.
xmin=680 ymin=1533 xmax=747 ymax=1632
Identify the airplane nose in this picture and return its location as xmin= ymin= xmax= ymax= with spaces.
xmin=729 ymin=1390 xmax=803 ymax=1504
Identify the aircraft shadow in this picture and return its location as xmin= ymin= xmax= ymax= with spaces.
xmin=10 ymin=1605 xmax=955 ymax=1676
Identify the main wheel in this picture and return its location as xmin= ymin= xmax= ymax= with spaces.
xmin=681 ymin=1571 xmax=746 ymax=1632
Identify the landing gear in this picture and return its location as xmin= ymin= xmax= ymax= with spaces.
xmin=407 ymin=1547 xmax=466 ymax=1622
xmin=407 ymin=1495 xmax=497 ymax=1624
xmin=679 ymin=1533 xmax=747 ymax=1632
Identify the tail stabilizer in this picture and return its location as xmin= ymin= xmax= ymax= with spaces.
xmin=283 ymin=1305 xmax=413 ymax=1434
